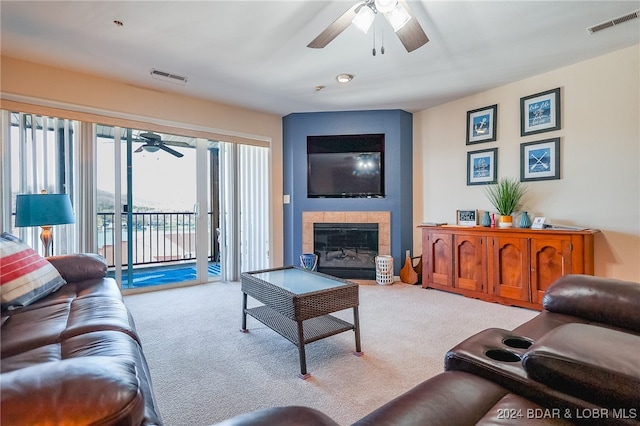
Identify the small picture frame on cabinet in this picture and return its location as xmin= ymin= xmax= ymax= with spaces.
xmin=457 ymin=210 xmax=478 ymax=226
xmin=531 ymin=217 xmax=546 ymax=229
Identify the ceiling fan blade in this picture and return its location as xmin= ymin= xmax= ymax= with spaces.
xmin=307 ymin=3 xmax=360 ymax=48
xmin=157 ymin=143 xmax=184 ymax=158
xmin=135 ymin=145 xmax=144 ymax=153
xmin=388 ymin=0 xmax=429 ymax=52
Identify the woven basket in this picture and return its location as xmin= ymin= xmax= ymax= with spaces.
xmin=375 ymin=255 xmax=394 ymax=285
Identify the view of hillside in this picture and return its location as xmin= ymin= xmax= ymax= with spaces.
xmin=97 ymin=189 xmax=187 ymax=213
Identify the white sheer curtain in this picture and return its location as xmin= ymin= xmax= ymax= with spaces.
xmin=219 ymin=142 xmax=270 ymax=281
xmin=75 ymin=122 xmax=97 ymax=253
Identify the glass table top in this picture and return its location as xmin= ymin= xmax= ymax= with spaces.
xmin=250 ymin=268 xmax=349 ymax=295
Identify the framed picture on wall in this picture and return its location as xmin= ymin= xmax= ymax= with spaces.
xmin=466 ymin=104 xmax=497 ymax=144
xmin=520 ymin=138 xmax=560 ymax=181
xmin=467 ymin=148 xmax=497 ymax=185
xmin=520 ymin=88 xmax=561 ymax=136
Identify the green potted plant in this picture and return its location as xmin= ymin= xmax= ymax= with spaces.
xmin=482 ymin=177 xmax=527 ymax=228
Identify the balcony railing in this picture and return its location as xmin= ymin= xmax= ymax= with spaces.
xmin=97 ymin=211 xmax=217 ymax=268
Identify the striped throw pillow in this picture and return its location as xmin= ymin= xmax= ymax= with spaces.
xmin=0 ymin=233 xmax=66 ymax=311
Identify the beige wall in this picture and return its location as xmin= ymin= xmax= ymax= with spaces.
xmin=1 ymin=56 xmax=284 ymax=268
xmin=5 ymin=46 xmax=639 ymax=280
xmin=414 ymin=44 xmax=640 ymax=281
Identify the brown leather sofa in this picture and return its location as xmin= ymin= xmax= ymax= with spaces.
xmin=215 ymin=274 xmax=640 ymax=426
xmin=1 ymin=253 xmax=162 ymax=425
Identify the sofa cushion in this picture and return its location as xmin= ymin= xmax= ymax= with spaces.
xmin=522 ymin=323 xmax=640 ymax=408
xmin=1 ymin=294 xmax=139 ymax=358
xmin=0 ymin=233 xmax=66 ymax=311
xmin=0 ymin=357 xmax=145 ymax=426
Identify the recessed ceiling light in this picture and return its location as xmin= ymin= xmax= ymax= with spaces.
xmin=336 ymin=74 xmax=354 ymax=83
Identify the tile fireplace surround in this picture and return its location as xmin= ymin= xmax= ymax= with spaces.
xmin=302 ymin=211 xmax=391 ymax=256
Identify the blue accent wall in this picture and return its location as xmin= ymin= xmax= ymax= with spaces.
xmin=283 ymin=110 xmax=413 ymax=274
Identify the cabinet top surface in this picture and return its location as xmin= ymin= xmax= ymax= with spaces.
xmin=418 ymin=225 xmax=600 ymax=235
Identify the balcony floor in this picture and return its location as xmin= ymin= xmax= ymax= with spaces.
xmin=108 ymin=262 xmax=221 ymax=289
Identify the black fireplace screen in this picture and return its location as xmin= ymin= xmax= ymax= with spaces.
xmin=313 ymin=223 xmax=379 ymax=279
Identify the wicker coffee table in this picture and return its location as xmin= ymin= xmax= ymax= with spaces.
xmin=241 ymin=266 xmax=362 ymax=379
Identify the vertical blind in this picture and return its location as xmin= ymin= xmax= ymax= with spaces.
xmin=3 ymin=111 xmax=79 ymax=255
xmin=219 ymin=142 xmax=270 ymax=281
xmin=238 ymin=143 xmax=270 ymax=273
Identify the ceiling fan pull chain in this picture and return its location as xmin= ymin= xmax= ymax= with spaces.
xmin=381 ymin=19 xmax=385 ymax=54
xmin=372 ymin=23 xmax=376 ymax=56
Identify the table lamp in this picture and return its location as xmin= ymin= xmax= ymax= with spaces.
xmin=15 ymin=191 xmax=76 ymax=257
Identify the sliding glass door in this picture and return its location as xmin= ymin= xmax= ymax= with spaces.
xmin=3 ymin=109 xmax=270 ymax=289
xmin=96 ymin=127 xmax=216 ymax=289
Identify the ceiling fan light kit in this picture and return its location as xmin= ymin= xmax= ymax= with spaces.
xmin=374 ymin=0 xmax=397 ymax=14
xmin=352 ymin=5 xmax=376 ymax=33
xmin=387 ymin=3 xmax=412 ymax=32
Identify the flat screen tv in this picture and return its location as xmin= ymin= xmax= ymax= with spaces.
xmin=307 ymin=134 xmax=385 ymax=198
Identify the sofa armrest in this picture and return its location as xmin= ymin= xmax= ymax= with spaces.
xmin=353 ymin=371 xmax=508 ymax=426
xmin=543 ymin=274 xmax=640 ymax=332
xmin=47 ymin=253 xmax=107 ymax=283
xmin=1 ymin=357 xmax=144 ymax=425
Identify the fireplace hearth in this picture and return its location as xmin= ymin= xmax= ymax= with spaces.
xmin=313 ymin=223 xmax=378 ymax=279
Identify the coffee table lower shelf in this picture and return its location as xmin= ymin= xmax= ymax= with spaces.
xmin=243 ymin=305 xmax=361 ymax=378
xmin=245 ymin=305 xmax=355 ymax=345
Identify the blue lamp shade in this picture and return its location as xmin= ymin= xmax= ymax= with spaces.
xmin=15 ymin=194 xmax=76 ymax=227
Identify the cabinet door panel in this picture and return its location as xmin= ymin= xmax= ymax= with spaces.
xmin=424 ymin=232 xmax=453 ymax=288
xmin=454 ymin=234 xmax=485 ymax=292
xmin=530 ymin=236 xmax=572 ymax=304
xmin=489 ymin=237 xmax=529 ymax=301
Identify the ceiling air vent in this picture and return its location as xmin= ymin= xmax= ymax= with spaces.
xmin=587 ymin=9 xmax=639 ymax=34
xmin=150 ymin=69 xmax=188 ymax=85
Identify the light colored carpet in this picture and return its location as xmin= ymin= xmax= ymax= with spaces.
xmin=124 ymin=280 xmax=538 ymax=426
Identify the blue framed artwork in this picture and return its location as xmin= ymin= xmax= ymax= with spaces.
xmin=466 ymin=104 xmax=497 ymax=144
xmin=520 ymin=138 xmax=560 ymax=181
xmin=520 ymin=88 xmax=561 ymax=136
xmin=467 ymin=148 xmax=497 ymax=185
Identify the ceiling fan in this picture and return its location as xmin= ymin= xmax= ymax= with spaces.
xmin=307 ymin=0 xmax=429 ymax=53
xmin=135 ymin=132 xmax=184 ymax=158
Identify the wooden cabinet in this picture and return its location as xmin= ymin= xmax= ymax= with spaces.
xmin=454 ymin=234 xmax=485 ymax=293
xmin=422 ymin=230 xmax=453 ymax=289
xmin=488 ymin=235 xmax=529 ymax=302
xmin=420 ymin=225 xmax=598 ymax=310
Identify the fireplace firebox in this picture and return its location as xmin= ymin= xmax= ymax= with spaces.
xmin=313 ymin=223 xmax=378 ymax=279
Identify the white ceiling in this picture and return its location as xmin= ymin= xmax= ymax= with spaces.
xmin=1 ymin=1 xmax=639 ymax=116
